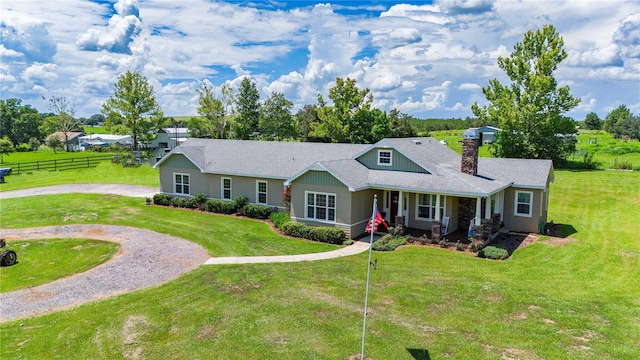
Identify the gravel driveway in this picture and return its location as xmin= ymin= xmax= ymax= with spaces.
xmin=0 ymin=225 xmax=210 ymax=323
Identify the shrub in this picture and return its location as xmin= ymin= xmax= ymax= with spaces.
xmin=171 ymin=197 xmax=186 ymax=208
xmin=184 ymin=198 xmax=199 ymax=209
xmin=439 ymin=238 xmax=449 ymax=248
xmin=194 ymin=193 xmax=208 ymax=210
xmin=233 ymin=195 xmax=248 ymax=213
xmin=456 ymin=241 xmax=465 ymax=251
xmin=205 ymin=200 xmax=236 ymax=214
xmin=372 ymin=234 xmax=408 ymax=251
xmin=469 ymin=240 xmax=480 ymax=252
xmin=244 ymin=204 xmax=272 ymax=219
xmin=282 ymin=222 xmax=311 ymax=239
xmin=270 ymin=212 xmax=291 ymax=230
xmin=419 ymin=233 xmax=429 ymax=245
xmin=387 ymin=225 xmax=404 ymax=237
xmin=479 ymin=245 xmax=509 ymax=260
xmin=153 ymin=193 xmax=172 ymax=206
xmin=282 ymin=222 xmax=346 ymax=245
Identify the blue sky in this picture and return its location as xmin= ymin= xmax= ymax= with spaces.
xmin=1 ymin=0 xmax=638 ymax=120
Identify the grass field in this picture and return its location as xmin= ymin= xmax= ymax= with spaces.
xmin=0 ymin=239 xmax=118 ymax=292
xmin=0 ymin=161 xmax=158 ymax=191
xmin=0 ymin=169 xmax=638 ymax=359
xmin=430 ymin=129 xmax=640 ymax=170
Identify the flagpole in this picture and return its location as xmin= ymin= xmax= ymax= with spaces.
xmin=361 ymin=195 xmax=377 ymax=359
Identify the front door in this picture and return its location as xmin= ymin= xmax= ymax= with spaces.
xmin=390 ymin=191 xmax=399 ymax=224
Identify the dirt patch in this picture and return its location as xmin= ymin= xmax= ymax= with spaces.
xmin=122 ymin=315 xmax=149 ymax=359
xmin=502 ymin=348 xmax=543 ymax=360
xmin=195 ymin=323 xmax=220 ymax=340
xmin=542 ymin=236 xmax=576 ymax=246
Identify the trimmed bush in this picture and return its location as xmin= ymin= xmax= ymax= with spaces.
xmin=372 ymin=234 xmax=408 ymax=251
xmin=184 ymin=198 xmax=199 ymax=209
xmin=194 ymin=193 xmax=208 ymax=209
xmin=233 ymin=195 xmax=248 ymax=213
xmin=153 ymin=193 xmax=172 ymax=206
xmin=244 ymin=204 xmax=272 ymax=219
xmin=270 ymin=212 xmax=291 ymax=230
xmin=171 ymin=197 xmax=186 ymax=208
xmin=204 ymin=200 xmax=236 ymax=214
xmin=282 ymin=222 xmax=346 ymax=245
xmin=479 ymin=245 xmax=509 ymax=260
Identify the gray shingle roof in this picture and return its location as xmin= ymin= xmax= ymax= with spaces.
xmin=159 ymin=139 xmax=369 ymax=179
xmin=158 ymin=137 xmax=553 ymax=195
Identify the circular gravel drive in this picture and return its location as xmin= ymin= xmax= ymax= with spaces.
xmin=0 ymin=184 xmax=158 ymax=199
xmin=0 ymin=225 xmax=210 ymax=323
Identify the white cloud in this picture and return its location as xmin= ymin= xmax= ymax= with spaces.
xmin=76 ymin=0 xmax=142 ymax=54
xmin=459 ymin=83 xmax=481 ymax=90
xmin=21 ymin=62 xmax=58 ymax=85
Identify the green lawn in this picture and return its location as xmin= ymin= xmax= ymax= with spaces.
xmin=0 ymin=161 xmax=159 ymax=191
xmin=0 ymin=239 xmax=118 ymax=292
xmin=0 ymin=169 xmax=639 ymax=359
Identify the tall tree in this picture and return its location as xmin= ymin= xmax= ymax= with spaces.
xmin=1 ymin=98 xmax=45 ymax=146
xmin=604 ymin=104 xmax=632 ymax=133
xmin=472 ymin=25 xmax=580 ymax=164
xmin=314 ymin=77 xmax=377 ymax=143
xmin=584 ymin=112 xmax=603 ymax=130
xmin=102 ymin=71 xmax=163 ymax=150
xmin=259 ymin=92 xmax=297 ymax=140
xmin=388 ymin=108 xmax=416 ymax=138
xmin=47 ymin=96 xmax=81 ymax=152
xmin=189 ymin=82 xmax=226 ymax=138
xmin=0 ymin=137 xmax=15 ymax=162
xmin=296 ymin=104 xmax=321 ymax=141
xmin=234 ymin=77 xmax=260 ymax=140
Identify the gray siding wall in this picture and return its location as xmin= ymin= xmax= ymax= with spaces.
xmin=202 ymin=174 xmax=285 ymax=206
xmin=159 ymin=154 xmax=205 ymax=196
xmin=405 ymin=194 xmax=456 ymax=232
xmin=289 ymin=175 xmax=355 ymax=237
xmin=159 ymin=154 xmax=285 ymax=206
xmin=502 ymin=187 xmax=545 ymax=233
xmin=350 ymin=189 xmax=384 ymax=237
xmin=357 ymin=148 xmax=428 ymax=173
xmin=295 ymin=170 xmax=345 ymax=187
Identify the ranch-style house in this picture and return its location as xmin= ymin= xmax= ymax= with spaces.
xmin=154 ymin=134 xmax=553 ymax=240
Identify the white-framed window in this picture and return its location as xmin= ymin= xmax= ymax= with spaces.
xmin=174 ymin=173 xmax=190 ymax=195
xmin=256 ymin=180 xmax=267 ymax=204
xmin=377 ymin=150 xmax=392 ymax=166
xmin=416 ymin=194 xmax=445 ymax=220
xmin=221 ymin=177 xmax=232 ymax=200
xmin=514 ymin=190 xmax=533 ymax=217
xmin=306 ymin=192 xmax=336 ymax=222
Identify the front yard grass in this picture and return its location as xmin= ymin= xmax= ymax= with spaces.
xmin=0 ymin=239 xmax=118 ymax=292
xmin=0 ymin=161 xmax=159 ymax=192
xmin=0 ymin=170 xmax=638 ymax=359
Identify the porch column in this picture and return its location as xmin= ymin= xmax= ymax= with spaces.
xmin=435 ymin=194 xmax=441 ymax=221
xmin=475 ymin=196 xmax=482 ymax=225
xmin=393 ymin=191 xmax=406 ymax=229
xmin=498 ymin=191 xmax=504 ymax=222
xmin=485 ymin=195 xmax=491 ymax=219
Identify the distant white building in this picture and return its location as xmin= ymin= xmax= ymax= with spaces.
xmin=79 ymin=134 xmax=133 ymax=148
xmin=150 ymin=128 xmax=190 ymax=150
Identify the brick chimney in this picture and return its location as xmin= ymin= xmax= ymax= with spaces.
xmin=461 ymin=129 xmax=479 ymax=176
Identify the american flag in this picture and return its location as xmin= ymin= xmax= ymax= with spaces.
xmin=365 ymin=207 xmax=389 ymax=233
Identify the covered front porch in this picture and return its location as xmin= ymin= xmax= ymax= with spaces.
xmin=377 ymin=189 xmax=504 ymax=242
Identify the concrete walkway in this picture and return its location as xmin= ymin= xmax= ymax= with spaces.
xmin=205 ymin=240 xmax=370 ymax=264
